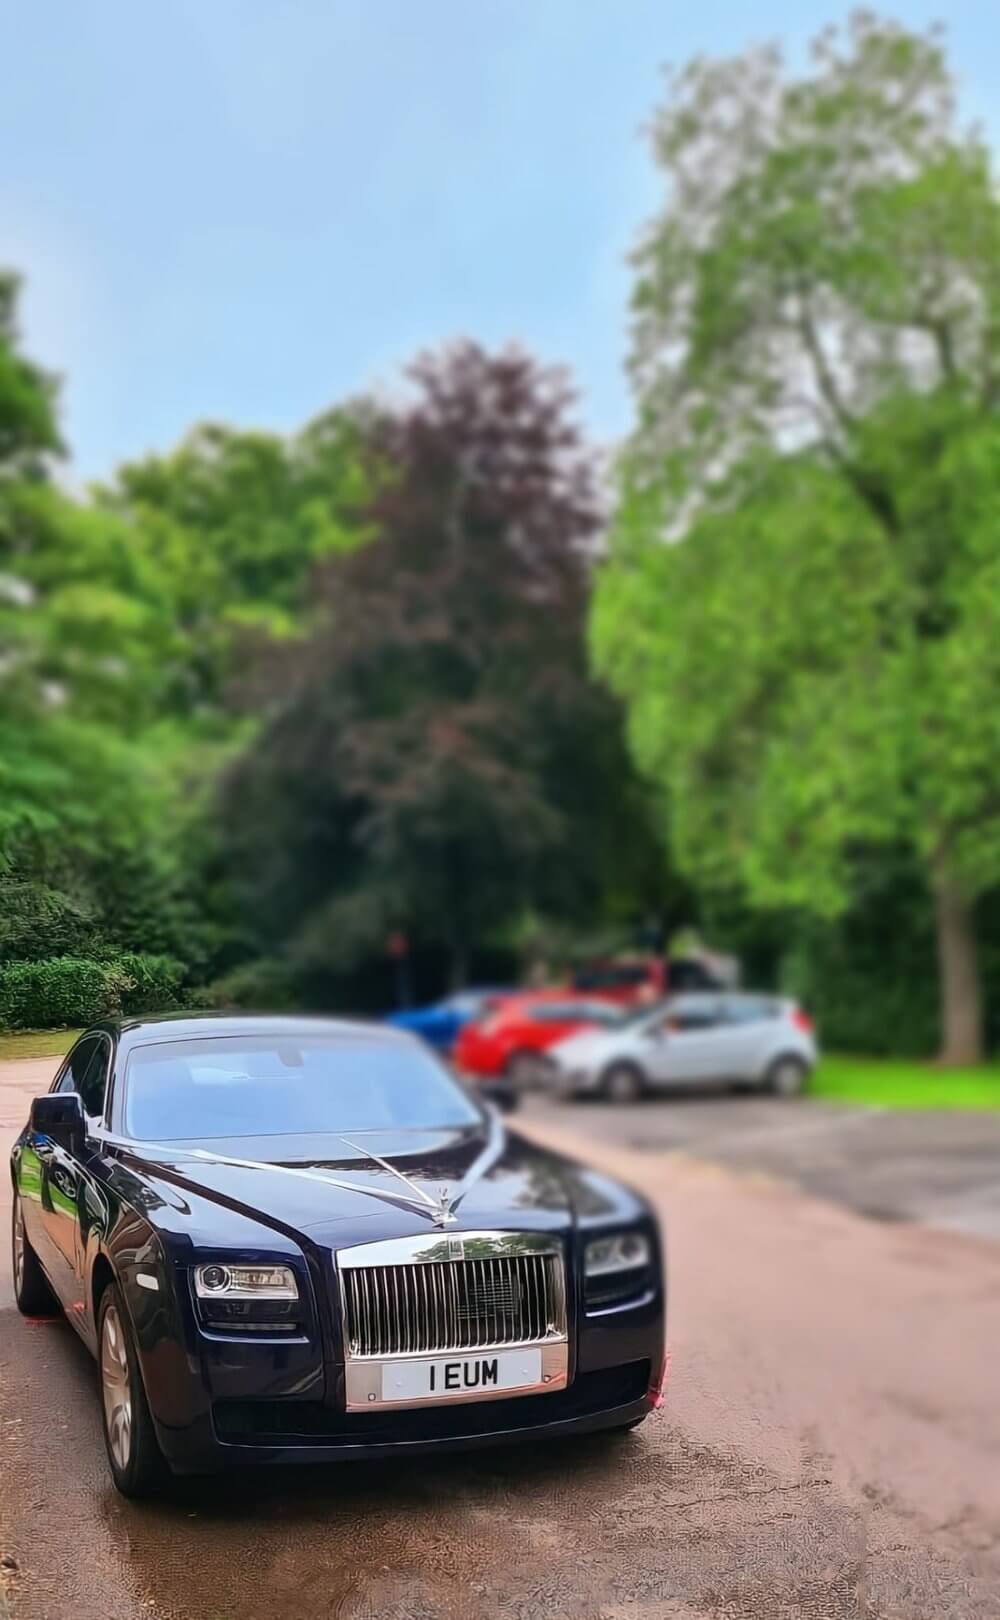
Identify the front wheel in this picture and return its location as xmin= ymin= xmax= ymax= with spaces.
xmin=765 ymin=1055 xmax=808 ymax=1097
xmin=599 ymin=1062 xmax=644 ymax=1103
xmin=11 ymin=1192 xmax=58 ymax=1316
xmin=98 ymin=1283 xmax=168 ymax=1498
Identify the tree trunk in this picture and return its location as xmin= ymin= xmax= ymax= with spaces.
xmin=931 ymin=858 xmax=983 ymax=1066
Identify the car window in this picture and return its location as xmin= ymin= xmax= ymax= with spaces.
xmin=78 ymin=1036 xmax=112 ymax=1119
xmin=663 ymin=997 xmax=723 ymax=1032
xmin=578 ymin=1003 xmax=626 ymax=1026
xmin=123 ymin=1034 xmax=482 ymax=1141
xmin=723 ymin=997 xmax=777 ymax=1026
xmin=54 ymin=1036 xmax=99 ymax=1096
xmin=529 ymin=1003 xmax=620 ymax=1025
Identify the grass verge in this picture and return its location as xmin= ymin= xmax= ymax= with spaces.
xmin=810 ymin=1054 xmax=1000 ymax=1111
xmin=0 ymin=1028 xmax=81 ymax=1061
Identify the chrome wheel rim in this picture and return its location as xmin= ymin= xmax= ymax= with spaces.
xmin=12 ymin=1198 xmax=25 ymax=1296
xmin=101 ymin=1304 xmax=132 ymax=1473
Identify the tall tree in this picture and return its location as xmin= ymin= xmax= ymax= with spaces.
xmin=102 ymin=411 xmax=377 ymax=716
xmin=225 ymin=344 xmax=658 ymax=990
xmin=595 ymin=14 xmax=1000 ymax=1063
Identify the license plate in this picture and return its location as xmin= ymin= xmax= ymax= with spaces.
xmin=381 ymin=1347 xmax=542 ymax=1404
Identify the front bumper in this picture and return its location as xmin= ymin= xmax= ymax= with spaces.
xmin=147 ymin=1293 xmax=665 ymax=1475
xmin=161 ymin=1361 xmax=659 ymax=1473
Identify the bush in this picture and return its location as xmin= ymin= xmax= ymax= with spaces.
xmin=0 ymin=875 xmax=97 ymax=961
xmin=202 ymin=957 xmax=299 ymax=1011
xmin=0 ymin=950 xmax=188 ymax=1029
xmin=0 ymin=956 xmax=135 ymax=1030
xmin=117 ymin=951 xmax=185 ymax=1014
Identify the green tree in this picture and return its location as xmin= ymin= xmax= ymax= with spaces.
xmin=103 ymin=412 xmax=377 ymax=714
xmin=224 ymin=344 xmax=663 ymax=992
xmin=595 ymin=14 xmax=1000 ymax=1063
xmin=0 ymin=272 xmax=203 ymax=991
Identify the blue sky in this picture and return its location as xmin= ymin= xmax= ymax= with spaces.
xmin=3 ymin=1 xmax=995 ymax=479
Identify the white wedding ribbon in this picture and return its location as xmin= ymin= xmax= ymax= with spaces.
xmin=100 ymin=1111 xmax=505 ymax=1229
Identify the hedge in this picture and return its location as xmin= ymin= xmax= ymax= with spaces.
xmin=116 ymin=951 xmax=185 ymax=1014
xmin=0 ymin=951 xmax=186 ymax=1030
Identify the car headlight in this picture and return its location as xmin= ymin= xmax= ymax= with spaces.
xmin=585 ymin=1232 xmax=651 ymax=1278
xmin=194 ymin=1264 xmax=298 ymax=1299
xmin=193 ymin=1263 xmax=302 ymax=1335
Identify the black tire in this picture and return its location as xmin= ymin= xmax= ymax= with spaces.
xmin=97 ymin=1281 xmax=168 ymax=1499
xmin=504 ymin=1050 xmax=545 ymax=1089
xmin=11 ymin=1191 xmax=58 ymax=1316
xmin=599 ymin=1062 xmax=644 ymax=1103
xmin=765 ymin=1054 xmax=808 ymax=1098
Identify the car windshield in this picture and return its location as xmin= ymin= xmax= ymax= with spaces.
xmin=124 ymin=1034 xmax=481 ymax=1141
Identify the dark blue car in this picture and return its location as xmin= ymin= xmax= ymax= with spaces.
xmin=11 ymin=1013 xmax=665 ymax=1495
xmin=386 ymin=989 xmax=511 ymax=1054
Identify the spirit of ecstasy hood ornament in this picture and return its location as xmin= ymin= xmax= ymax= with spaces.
xmin=432 ymin=1185 xmax=457 ymax=1227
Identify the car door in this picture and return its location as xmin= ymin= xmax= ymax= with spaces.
xmin=716 ymin=996 xmax=782 ymax=1080
xmin=37 ymin=1035 xmax=111 ymax=1308
xmin=23 ymin=1034 xmax=98 ymax=1298
xmin=647 ymin=996 xmax=728 ymax=1085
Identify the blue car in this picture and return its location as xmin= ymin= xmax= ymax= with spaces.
xmin=386 ymin=989 xmax=511 ymax=1053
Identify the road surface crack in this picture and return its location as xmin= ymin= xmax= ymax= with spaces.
xmin=665 ymin=1475 xmax=833 ymax=1511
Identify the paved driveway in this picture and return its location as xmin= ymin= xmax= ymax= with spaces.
xmin=525 ymin=1091 xmax=1000 ymax=1239
xmin=2 ymin=1056 xmax=999 ymax=1618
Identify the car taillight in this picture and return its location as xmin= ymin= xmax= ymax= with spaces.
xmin=791 ymin=1007 xmax=814 ymax=1034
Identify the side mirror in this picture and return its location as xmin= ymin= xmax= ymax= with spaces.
xmin=481 ymin=1080 xmax=519 ymax=1114
xmin=30 ymin=1093 xmax=86 ymax=1157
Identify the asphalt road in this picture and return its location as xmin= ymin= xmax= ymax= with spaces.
xmin=524 ymin=1090 xmax=1000 ymax=1240
xmin=2 ymin=1058 xmax=999 ymax=1620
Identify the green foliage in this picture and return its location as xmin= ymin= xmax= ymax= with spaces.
xmin=0 ymin=872 xmax=95 ymax=960
xmin=599 ymin=14 xmax=1000 ymax=1060
xmin=809 ymin=1055 xmax=1000 ymax=1112
xmin=101 ymin=412 xmax=380 ymax=712
xmin=116 ymin=952 xmax=186 ymax=1014
xmin=221 ymin=345 xmax=666 ymax=991
xmin=0 ymin=951 xmax=185 ymax=1029
xmin=201 ymin=957 xmax=300 ymax=1011
xmin=0 ymin=271 xmax=60 ymax=466
xmin=0 ymin=956 xmax=134 ymax=1030
xmin=0 ymin=272 xmax=673 ymax=1023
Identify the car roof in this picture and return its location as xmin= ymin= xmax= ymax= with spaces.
xmin=98 ymin=1010 xmax=413 ymax=1049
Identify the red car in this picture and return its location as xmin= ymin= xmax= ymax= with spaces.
xmin=570 ymin=956 xmax=667 ymax=1006
xmin=454 ymin=992 xmax=623 ymax=1085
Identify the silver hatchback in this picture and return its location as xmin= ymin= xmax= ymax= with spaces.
xmin=547 ymin=993 xmax=818 ymax=1103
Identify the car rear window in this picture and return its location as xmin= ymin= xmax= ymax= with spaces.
xmin=723 ymin=997 xmax=779 ymax=1025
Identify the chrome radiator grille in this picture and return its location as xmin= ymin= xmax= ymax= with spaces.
xmin=342 ymin=1251 xmax=567 ymax=1359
